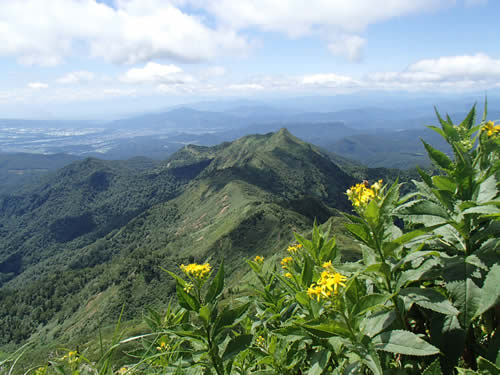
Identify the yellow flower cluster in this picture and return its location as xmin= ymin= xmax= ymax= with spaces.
xmin=256 ymin=335 xmax=266 ymax=347
xmin=287 ymin=243 xmax=303 ymax=253
xmin=254 ymin=255 xmax=264 ymax=263
xmin=156 ymin=340 xmax=170 ymax=351
xmin=180 ymin=263 xmax=211 ymax=279
xmin=307 ymin=270 xmax=347 ymax=302
xmin=61 ymin=350 xmax=79 ymax=364
xmin=281 ymin=256 xmax=293 ymax=269
xmin=482 ymin=121 xmax=500 ymax=137
xmin=284 ymin=272 xmax=293 ymax=278
xmin=346 ymin=180 xmax=383 ymax=207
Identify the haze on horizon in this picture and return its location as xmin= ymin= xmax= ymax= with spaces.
xmin=0 ymin=0 xmax=499 ymax=119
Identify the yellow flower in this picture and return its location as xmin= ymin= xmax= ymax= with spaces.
xmin=180 ymin=263 xmax=211 ymax=279
xmin=318 ymin=271 xmax=348 ymax=295
xmin=256 ymin=335 xmax=266 ymax=347
xmin=281 ymin=256 xmax=293 ymax=269
xmin=287 ymin=245 xmax=298 ymax=253
xmin=284 ymin=272 xmax=293 ymax=278
xmin=346 ymin=180 xmax=382 ymax=208
xmin=156 ymin=341 xmax=169 ymax=351
xmin=254 ymin=255 xmax=264 ymax=263
xmin=482 ymin=121 xmax=500 ymax=137
xmin=308 ymin=270 xmax=348 ymax=301
xmin=117 ymin=367 xmax=128 ymax=374
xmin=322 ymin=261 xmax=332 ymax=269
xmin=307 ymin=284 xmax=323 ymax=302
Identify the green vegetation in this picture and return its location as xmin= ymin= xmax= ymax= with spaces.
xmin=1 ymin=104 xmax=498 ymax=374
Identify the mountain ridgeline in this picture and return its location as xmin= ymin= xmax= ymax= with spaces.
xmin=0 ymin=129 xmax=391 ymax=352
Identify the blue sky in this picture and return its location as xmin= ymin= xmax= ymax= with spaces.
xmin=0 ymin=0 xmax=499 ymax=118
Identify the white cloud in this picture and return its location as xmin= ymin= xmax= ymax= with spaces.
xmin=0 ymin=0 xmax=455 ymax=66
xmin=301 ymin=73 xmax=359 ymax=88
xmin=121 ymin=62 xmax=195 ymax=84
xmin=327 ymin=35 xmax=366 ymax=62
xmin=198 ymin=0 xmax=445 ymax=35
xmin=228 ymin=83 xmax=264 ymax=90
xmin=407 ymin=53 xmax=500 ymax=79
xmin=0 ymin=0 xmax=250 ymax=66
xmin=27 ymin=82 xmax=48 ymax=89
xmin=56 ymin=71 xmax=95 ymax=84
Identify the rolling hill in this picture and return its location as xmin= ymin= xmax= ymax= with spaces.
xmin=0 ymin=129 xmax=363 ymax=354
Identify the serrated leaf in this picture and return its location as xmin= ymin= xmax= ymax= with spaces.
xmin=400 ymin=287 xmax=459 ymax=315
xmin=222 ymin=334 xmax=252 ymax=361
xmin=477 ymin=174 xmax=499 ymax=203
xmin=176 ymin=282 xmax=200 ymax=312
xmin=473 ymin=264 xmax=500 ymax=319
xmin=422 ymin=358 xmax=443 ymax=375
xmin=477 ymin=356 xmax=500 ymax=375
xmin=432 ymin=176 xmax=457 ymax=192
xmin=345 ymin=223 xmax=371 ymax=245
xmin=206 ymin=261 xmax=224 ymax=304
xmin=460 ymin=104 xmax=476 ymax=130
xmin=373 ymin=330 xmax=440 ymax=356
xmin=360 ymin=310 xmax=397 ymax=338
xmin=302 ymin=320 xmax=350 ymax=338
xmin=446 ymin=278 xmax=482 ymax=329
xmin=422 ymin=139 xmax=454 ymax=170
xmin=352 ymin=293 xmax=390 ymax=317
xmin=462 ymin=205 xmax=500 ymax=216
xmin=307 ymin=350 xmax=330 ymax=375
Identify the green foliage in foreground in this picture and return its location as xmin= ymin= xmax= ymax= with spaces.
xmin=2 ymin=104 xmax=499 ymax=374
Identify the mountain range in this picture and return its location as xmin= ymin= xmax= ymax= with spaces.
xmin=2 ymin=129 xmax=390 ymax=357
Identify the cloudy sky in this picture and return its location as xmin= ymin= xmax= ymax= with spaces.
xmin=1 ymin=0 xmax=499 ymax=118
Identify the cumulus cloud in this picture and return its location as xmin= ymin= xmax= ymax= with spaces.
xmin=27 ymin=82 xmax=49 ymax=89
xmin=57 ymin=71 xmax=95 ymax=84
xmin=0 ymin=0 xmax=454 ymax=66
xmin=0 ymin=0 xmax=250 ymax=66
xmin=328 ymin=35 xmax=366 ymax=62
xmin=121 ymin=62 xmax=195 ymax=84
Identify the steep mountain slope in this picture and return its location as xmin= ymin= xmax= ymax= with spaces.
xmin=0 ymin=129 xmax=356 ymax=351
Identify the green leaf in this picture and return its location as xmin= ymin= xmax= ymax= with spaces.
xmin=373 ymin=330 xmax=440 ymax=356
xmin=460 ymin=104 xmax=476 ymax=131
xmin=302 ymin=320 xmax=350 ymax=338
xmin=352 ymin=293 xmax=390 ymax=317
xmin=462 ymin=205 xmax=500 ymax=216
xmin=163 ymin=268 xmax=187 ymax=288
xmin=199 ymin=304 xmax=211 ymax=324
xmin=222 ymin=334 xmax=253 ymax=361
xmin=205 ymin=261 xmax=224 ymax=304
xmin=399 ymin=287 xmax=459 ymax=315
xmin=213 ymin=303 xmax=249 ymax=337
xmin=360 ymin=310 xmax=397 ymax=338
xmin=477 ymin=174 xmax=499 ymax=203
xmin=477 ymin=357 xmax=500 ymax=375
xmin=417 ymin=166 xmax=434 ymax=188
xmin=446 ymin=278 xmax=482 ymax=329
xmin=300 ymin=254 xmax=314 ymax=287
xmin=175 ymin=282 xmax=200 ymax=312
xmin=473 ymin=264 xmax=500 ymax=319
xmin=307 ymin=350 xmax=330 ymax=375
xmin=345 ymin=223 xmax=371 ymax=245
xmin=422 ymin=139 xmax=454 ymax=170
xmin=427 ymin=125 xmax=447 ymax=139
xmin=364 ymin=199 xmax=380 ymax=228
xmin=433 ymin=176 xmax=457 ymax=192
xmin=422 ymin=358 xmax=443 ymax=375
